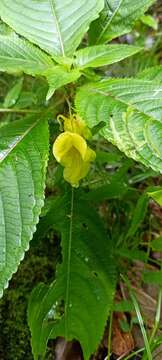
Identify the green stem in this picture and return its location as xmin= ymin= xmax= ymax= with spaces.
xmin=149 ymin=288 xmax=162 ymax=345
xmin=123 ymin=347 xmax=145 ymax=360
xmin=121 ymin=275 xmax=152 ymax=360
xmin=107 ymin=310 xmax=113 ymax=360
xmin=0 ymin=108 xmax=40 ymax=113
xmin=64 ymin=187 xmax=74 ymax=337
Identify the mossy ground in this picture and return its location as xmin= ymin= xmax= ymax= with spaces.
xmin=0 ymin=234 xmax=60 ymax=360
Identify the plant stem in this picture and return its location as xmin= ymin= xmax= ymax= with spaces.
xmin=123 ymin=347 xmax=144 ymax=360
xmin=64 ymin=187 xmax=74 ymax=337
xmin=121 ymin=275 xmax=152 ymax=360
xmin=149 ymin=288 xmax=162 ymax=345
xmin=107 ymin=310 xmax=113 ymax=360
xmin=0 ymin=108 xmax=40 ymax=113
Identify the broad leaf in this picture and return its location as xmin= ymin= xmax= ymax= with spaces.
xmin=0 ymin=0 xmax=104 ymax=57
xmin=0 ymin=116 xmax=49 ymax=296
xmin=138 ymin=65 xmax=162 ymax=81
xmin=28 ymin=191 xmax=116 ymax=360
xmin=0 ymin=27 xmax=54 ymax=75
xmin=89 ymin=0 xmax=155 ymax=44
xmin=75 ymin=78 xmax=162 ymax=172
xmin=74 ymin=44 xmax=142 ymax=69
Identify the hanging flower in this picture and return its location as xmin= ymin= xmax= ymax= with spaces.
xmin=53 ymin=129 xmax=96 ymax=187
xmin=58 ymin=114 xmax=92 ymax=140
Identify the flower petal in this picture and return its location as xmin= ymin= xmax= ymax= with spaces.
xmin=53 ymin=132 xmax=72 ymax=162
xmin=71 ymin=133 xmax=87 ymax=159
xmin=84 ymin=147 xmax=96 ymax=162
xmin=63 ymin=148 xmax=83 ymax=187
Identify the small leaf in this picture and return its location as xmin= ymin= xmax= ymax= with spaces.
xmin=143 ymin=270 xmax=162 ymax=285
xmin=127 ymin=193 xmax=148 ymax=238
xmin=113 ymin=300 xmax=134 ymax=313
xmin=119 ymin=319 xmax=131 ymax=333
xmin=150 ymin=237 xmax=162 ymax=251
xmin=148 ymin=187 xmax=162 ymax=206
xmin=140 ymin=14 xmax=158 ymax=30
xmin=74 ymin=45 xmax=142 ymax=69
xmin=45 ymin=66 xmax=81 ymax=100
xmin=116 ymin=248 xmax=148 ymax=262
xmin=3 ymin=78 xmax=23 ymax=108
xmin=0 ymin=115 xmax=49 ymax=296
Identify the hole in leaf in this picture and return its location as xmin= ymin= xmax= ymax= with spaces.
xmin=92 ymin=271 xmax=98 ymax=278
xmin=82 ymin=222 xmax=88 ymax=230
xmin=45 ymin=299 xmax=64 ymax=323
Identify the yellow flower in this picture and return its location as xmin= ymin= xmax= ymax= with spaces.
xmin=58 ymin=114 xmax=92 ymax=140
xmin=53 ymin=131 xmax=96 ymax=187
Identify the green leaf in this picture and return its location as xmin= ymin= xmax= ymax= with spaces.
xmin=45 ymin=66 xmax=81 ymax=100
xmin=3 ymin=78 xmax=23 ymax=108
xmin=130 ymin=169 xmax=158 ymax=184
xmin=96 ymin=150 xmax=122 ymax=165
xmin=138 ymin=65 xmax=162 ymax=82
xmin=150 ymin=237 xmax=162 ymax=251
xmin=0 ymin=115 xmax=49 ymax=297
xmin=140 ymin=14 xmax=158 ymax=30
xmin=113 ymin=300 xmax=134 ymax=312
xmin=119 ymin=319 xmax=130 ymax=333
xmin=0 ymin=27 xmax=54 ymax=75
xmin=127 ymin=193 xmax=148 ymax=238
xmin=75 ymin=78 xmax=162 ymax=172
xmin=74 ymin=44 xmax=142 ymax=69
xmin=143 ymin=270 xmax=162 ymax=286
xmin=0 ymin=0 xmax=104 ymax=57
xmin=28 ymin=190 xmax=116 ymax=360
xmin=76 ymin=78 xmax=162 ymax=123
xmin=116 ymin=248 xmax=148 ymax=262
xmin=148 ymin=187 xmax=162 ymax=206
xmin=89 ymin=0 xmax=155 ymax=44
xmin=84 ymin=182 xmax=128 ymax=202
xmin=0 ymin=25 xmax=80 ymax=95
